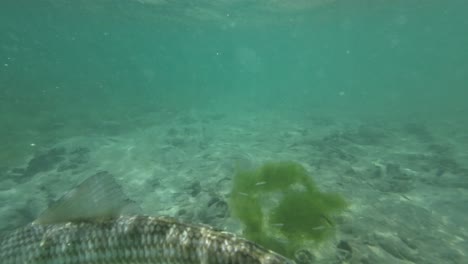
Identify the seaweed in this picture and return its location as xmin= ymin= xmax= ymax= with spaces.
xmin=229 ymin=161 xmax=348 ymax=257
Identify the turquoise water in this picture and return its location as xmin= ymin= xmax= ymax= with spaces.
xmin=1 ymin=1 xmax=468 ymax=263
xmin=2 ymin=1 xmax=467 ymax=130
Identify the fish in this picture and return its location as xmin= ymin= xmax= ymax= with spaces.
xmin=0 ymin=171 xmax=294 ymax=264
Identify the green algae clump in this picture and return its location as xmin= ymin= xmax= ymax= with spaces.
xmin=229 ymin=161 xmax=347 ymax=257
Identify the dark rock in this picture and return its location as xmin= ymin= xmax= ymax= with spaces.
xmin=294 ymin=249 xmax=315 ymax=264
xmin=336 ymin=240 xmax=353 ymax=261
xmin=27 ymin=148 xmax=65 ymax=173
xmin=207 ymin=196 xmax=228 ymax=212
xmin=69 ymin=147 xmax=90 ymax=165
xmin=189 ymin=182 xmax=202 ymax=197
xmin=16 ymin=148 xmax=66 ymax=181
xmin=207 ymin=196 xmax=221 ymax=207
xmin=206 ymin=194 xmax=229 ymax=219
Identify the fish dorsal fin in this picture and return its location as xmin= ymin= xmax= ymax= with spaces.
xmin=35 ymin=171 xmax=139 ymax=225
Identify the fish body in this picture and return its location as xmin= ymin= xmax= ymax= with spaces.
xmin=0 ymin=172 xmax=294 ymax=264
xmin=1 ymin=215 xmax=292 ymax=264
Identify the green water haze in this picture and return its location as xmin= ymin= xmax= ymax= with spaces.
xmin=1 ymin=0 xmax=467 ymax=164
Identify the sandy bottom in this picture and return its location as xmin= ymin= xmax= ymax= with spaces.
xmin=1 ymin=109 xmax=467 ymax=264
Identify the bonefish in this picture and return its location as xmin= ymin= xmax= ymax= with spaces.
xmin=0 ymin=172 xmax=294 ymax=264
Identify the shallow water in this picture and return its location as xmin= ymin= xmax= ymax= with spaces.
xmin=1 ymin=1 xmax=467 ymax=263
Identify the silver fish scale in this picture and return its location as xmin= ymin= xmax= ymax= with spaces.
xmin=0 ymin=215 xmax=293 ymax=264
